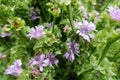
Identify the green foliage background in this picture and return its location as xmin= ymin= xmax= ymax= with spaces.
xmin=0 ymin=0 xmax=120 ymax=80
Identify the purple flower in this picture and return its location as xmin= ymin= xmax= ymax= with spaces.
xmin=64 ymin=51 xmax=75 ymax=62
xmin=64 ymin=42 xmax=79 ymax=62
xmin=28 ymin=58 xmax=38 ymax=69
xmin=68 ymin=42 xmax=79 ymax=54
xmin=74 ymin=20 xmax=82 ymax=29
xmin=1 ymin=32 xmax=11 ymax=37
xmin=46 ymin=22 xmax=53 ymax=28
xmin=28 ymin=54 xmax=58 ymax=72
xmin=80 ymin=6 xmax=88 ymax=19
xmin=28 ymin=25 xmax=45 ymax=39
xmin=94 ymin=11 xmax=100 ymax=21
xmin=108 ymin=6 xmax=120 ymax=21
xmin=30 ymin=7 xmax=40 ymax=20
xmin=0 ymin=53 xmax=6 ymax=59
xmin=76 ymin=20 xmax=96 ymax=42
xmin=46 ymin=54 xmax=59 ymax=67
xmin=38 ymin=54 xmax=49 ymax=72
xmin=4 ymin=59 xmax=23 ymax=76
xmin=0 ymin=26 xmax=11 ymax=37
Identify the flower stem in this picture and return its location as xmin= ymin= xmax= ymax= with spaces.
xmin=52 ymin=17 xmax=56 ymax=32
xmin=67 ymin=4 xmax=74 ymax=33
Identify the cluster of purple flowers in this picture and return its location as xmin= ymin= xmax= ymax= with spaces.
xmin=4 ymin=54 xmax=58 ymax=77
xmin=28 ymin=25 xmax=45 ymax=39
xmin=28 ymin=54 xmax=58 ymax=72
xmin=108 ymin=6 xmax=120 ymax=21
xmin=75 ymin=20 xmax=96 ymax=42
xmin=2 ymin=3 xmax=120 ymax=79
xmin=64 ymin=42 xmax=79 ymax=62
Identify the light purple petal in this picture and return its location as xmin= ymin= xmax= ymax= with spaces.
xmin=80 ymin=6 xmax=88 ymax=19
xmin=14 ymin=59 xmax=22 ymax=67
xmin=45 ymin=54 xmax=59 ymax=67
xmin=39 ymin=66 xmax=43 ymax=72
xmin=0 ymin=53 xmax=6 ymax=59
xmin=46 ymin=22 xmax=53 ymax=28
xmin=64 ymin=41 xmax=79 ymax=62
xmin=28 ymin=25 xmax=45 ymax=39
xmin=108 ymin=6 xmax=120 ymax=21
xmin=79 ymin=32 xmax=90 ymax=42
xmin=30 ymin=7 xmax=39 ymax=20
xmin=64 ymin=51 xmax=75 ymax=62
xmin=74 ymin=21 xmax=82 ymax=29
xmin=4 ymin=59 xmax=23 ymax=76
xmin=68 ymin=42 xmax=79 ymax=54
xmin=28 ymin=58 xmax=38 ymax=69
xmin=76 ymin=20 xmax=96 ymax=42
xmin=1 ymin=32 xmax=11 ymax=37
xmin=38 ymin=54 xmax=47 ymax=72
xmin=42 ymin=59 xmax=49 ymax=66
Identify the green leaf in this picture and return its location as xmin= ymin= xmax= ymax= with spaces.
xmin=37 ymin=71 xmax=48 ymax=80
xmin=0 ymin=47 xmax=4 ymax=52
xmin=98 ymin=33 xmax=120 ymax=64
xmin=55 ymin=0 xmax=71 ymax=5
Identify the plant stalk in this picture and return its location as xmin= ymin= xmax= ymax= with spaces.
xmin=67 ymin=4 xmax=74 ymax=33
xmin=52 ymin=17 xmax=56 ymax=32
xmin=98 ymin=33 xmax=120 ymax=64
